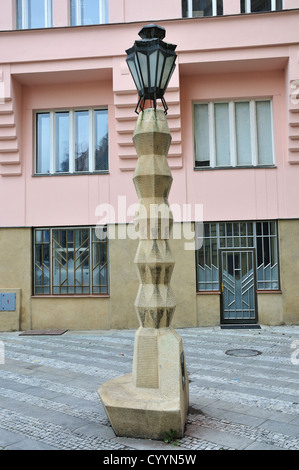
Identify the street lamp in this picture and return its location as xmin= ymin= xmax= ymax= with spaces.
xmin=125 ymin=24 xmax=177 ymax=114
xmin=98 ymin=24 xmax=189 ymax=441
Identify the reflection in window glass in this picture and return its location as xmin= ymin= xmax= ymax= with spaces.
xmin=36 ymin=113 xmax=50 ymax=174
xmin=34 ymin=230 xmax=50 ymax=294
xmin=95 ymin=110 xmax=108 ymax=171
xmin=193 ymin=0 xmax=212 ymax=16
xmin=55 ymin=112 xmax=69 ymax=173
xmin=256 ymin=101 xmax=273 ymax=165
xmin=28 ymin=0 xmax=46 ymax=28
xmin=215 ymin=103 xmax=230 ymax=167
xmin=182 ymin=0 xmax=223 ymax=17
xmin=251 ymin=0 xmax=271 ymax=11
xmin=235 ymin=102 xmax=251 ymax=166
xmin=70 ymin=0 xmax=108 ymax=25
xmin=241 ymin=0 xmax=283 ymax=12
xmin=17 ymin=0 xmax=52 ymax=29
xmin=75 ymin=111 xmax=89 ymax=172
xmin=36 ymin=109 xmax=108 ymax=175
xmin=194 ymin=100 xmax=274 ymax=168
xmin=194 ymin=104 xmax=210 ymax=167
xmin=81 ymin=0 xmax=99 ymax=25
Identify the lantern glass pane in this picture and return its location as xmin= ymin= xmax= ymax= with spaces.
xmin=127 ymin=58 xmax=142 ymax=92
xmin=137 ymin=52 xmax=149 ymax=87
xmin=157 ymin=51 xmax=165 ymax=88
xmin=149 ymin=50 xmax=158 ymax=88
xmin=134 ymin=55 xmax=143 ymax=90
xmin=161 ymin=56 xmax=175 ymax=89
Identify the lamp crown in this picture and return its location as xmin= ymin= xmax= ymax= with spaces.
xmin=138 ymin=24 xmax=166 ymax=40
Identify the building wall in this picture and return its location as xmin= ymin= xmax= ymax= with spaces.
xmin=0 ymin=223 xmax=199 ymax=331
xmin=0 ymin=228 xmax=31 ymax=331
xmin=1 ymin=11 xmax=299 ymax=224
xmin=1 ymin=0 xmax=299 ymax=30
xmin=279 ymin=219 xmax=299 ymax=324
xmin=1 ymin=220 xmax=298 ymax=331
xmin=1 ymin=3 xmax=299 ymax=330
xmin=180 ymin=69 xmax=288 ymax=222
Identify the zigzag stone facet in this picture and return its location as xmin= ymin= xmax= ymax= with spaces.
xmin=132 ymin=109 xmax=175 ymax=329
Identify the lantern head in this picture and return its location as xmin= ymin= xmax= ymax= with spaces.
xmin=125 ymin=24 xmax=177 ymax=114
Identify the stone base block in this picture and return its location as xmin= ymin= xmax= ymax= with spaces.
xmin=98 ymin=373 xmax=187 ymax=440
xmin=98 ymin=327 xmax=189 ymax=440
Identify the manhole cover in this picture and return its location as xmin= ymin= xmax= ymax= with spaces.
xmin=225 ymin=349 xmax=262 ymax=357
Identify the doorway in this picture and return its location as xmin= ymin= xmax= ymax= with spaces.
xmin=220 ymin=250 xmax=258 ymax=324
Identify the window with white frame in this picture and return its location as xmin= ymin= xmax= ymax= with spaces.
xmin=240 ymin=0 xmax=283 ymax=13
xmin=194 ymin=100 xmax=274 ymax=168
xmin=182 ymin=0 xmax=223 ymax=17
xmin=16 ymin=0 xmax=52 ymax=29
xmin=70 ymin=0 xmax=108 ymax=25
xmin=35 ymin=108 xmax=108 ymax=175
xmin=33 ymin=226 xmax=108 ymax=295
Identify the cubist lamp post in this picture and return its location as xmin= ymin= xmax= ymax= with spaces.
xmin=98 ymin=24 xmax=189 ymax=440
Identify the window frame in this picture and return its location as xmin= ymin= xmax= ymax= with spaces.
xmin=183 ymin=0 xmax=223 ymax=17
xmin=196 ymin=221 xmax=280 ymax=292
xmin=70 ymin=0 xmax=108 ymax=26
xmin=193 ymin=98 xmax=275 ymax=169
xmin=34 ymin=108 xmax=109 ymax=176
xmin=16 ymin=0 xmax=52 ymax=29
xmin=241 ymin=0 xmax=283 ymax=13
xmin=33 ymin=226 xmax=109 ymax=296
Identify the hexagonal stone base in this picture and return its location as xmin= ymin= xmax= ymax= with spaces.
xmin=98 ymin=373 xmax=187 ymax=440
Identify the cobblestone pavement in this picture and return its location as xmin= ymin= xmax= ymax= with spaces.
xmin=0 ymin=325 xmax=299 ymax=451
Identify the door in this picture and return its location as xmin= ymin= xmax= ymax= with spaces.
xmin=221 ymin=250 xmax=257 ymax=324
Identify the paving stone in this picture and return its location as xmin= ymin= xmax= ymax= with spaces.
xmin=0 ymin=326 xmax=298 ymax=450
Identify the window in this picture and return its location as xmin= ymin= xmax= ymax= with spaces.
xmin=35 ymin=109 xmax=108 ymax=175
xmin=194 ymin=100 xmax=274 ymax=168
xmin=241 ymin=0 xmax=283 ymax=13
xmin=34 ymin=227 xmax=108 ymax=295
xmin=16 ymin=0 xmax=52 ymax=29
xmin=182 ymin=0 xmax=223 ymax=17
xmin=196 ymin=221 xmax=279 ymax=291
xmin=70 ymin=0 xmax=108 ymax=25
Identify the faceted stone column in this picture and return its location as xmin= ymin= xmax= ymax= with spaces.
xmin=98 ymin=109 xmax=189 ymax=440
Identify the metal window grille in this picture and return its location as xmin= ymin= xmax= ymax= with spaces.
xmin=34 ymin=227 xmax=108 ymax=295
xmin=196 ymin=221 xmax=279 ymax=291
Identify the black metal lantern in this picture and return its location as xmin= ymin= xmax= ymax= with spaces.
xmin=126 ymin=24 xmax=177 ymax=114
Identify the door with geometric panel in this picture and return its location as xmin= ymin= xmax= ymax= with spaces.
xmin=220 ymin=250 xmax=258 ymax=324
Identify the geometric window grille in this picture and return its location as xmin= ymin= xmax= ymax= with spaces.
xmin=196 ymin=221 xmax=279 ymax=291
xmin=34 ymin=226 xmax=108 ymax=295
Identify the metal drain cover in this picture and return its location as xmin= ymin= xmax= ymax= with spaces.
xmin=225 ymin=349 xmax=262 ymax=357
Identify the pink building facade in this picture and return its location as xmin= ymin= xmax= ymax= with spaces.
xmin=0 ymin=0 xmax=299 ymax=331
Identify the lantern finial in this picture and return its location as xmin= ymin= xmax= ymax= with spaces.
xmin=138 ymin=24 xmax=165 ymax=40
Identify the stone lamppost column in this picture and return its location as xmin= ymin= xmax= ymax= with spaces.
xmin=98 ymin=108 xmax=189 ymax=440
